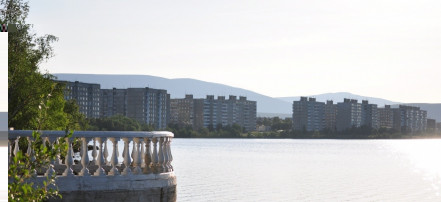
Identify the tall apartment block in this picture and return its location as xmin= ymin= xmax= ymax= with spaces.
xmin=324 ymin=100 xmax=337 ymax=131
xmin=201 ymin=95 xmax=256 ymax=131
xmin=378 ymin=105 xmax=394 ymax=129
xmin=100 ymin=88 xmax=169 ymax=129
xmin=292 ymin=97 xmax=325 ymax=132
xmin=60 ymin=81 xmax=101 ymax=118
xmin=202 ymin=95 xmax=220 ymax=129
xmin=193 ymin=99 xmax=205 ymax=130
xmin=169 ymin=95 xmax=194 ymax=127
xmin=101 ymin=88 xmax=127 ymax=117
xmin=336 ymin=99 xmax=362 ymax=131
xmin=292 ymin=97 xmax=431 ymax=133
xmin=361 ymin=100 xmax=379 ymax=129
xmin=426 ymin=119 xmax=436 ymax=133
xmin=236 ymin=96 xmax=257 ymax=131
xmin=170 ymin=95 xmax=256 ymax=131
xmin=393 ymin=105 xmax=427 ymax=133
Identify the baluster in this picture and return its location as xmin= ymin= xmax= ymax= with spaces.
xmin=13 ymin=137 xmax=19 ymax=157
xmin=55 ymin=138 xmax=62 ymax=165
xmin=165 ymin=137 xmax=171 ymax=172
xmin=163 ymin=137 xmax=170 ymax=172
xmin=41 ymin=137 xmax=49 ymax=176
xmin=63 ymin=137 xmax=74 ymax=176
xmin=140 ymin=140 xmax=145 ymax=168
xmin=122 ymin=139 xmax=125 ymax=164
xmin=70 ymin=142 xmax=75 ymax=164
xmin=8 ymin=138 xmax=15 ymax=165
xmin=79 ymin=137 xmax=91 ymax=176
xmin=158 ymin=137 xmax=165 ymax=173
xmin=122 ymin=137 xmax=132 ymax=175
xmin=94 ymin=137 xmax=106 ymax=176
xmin=108 ymin=137 xmax=120 ymax=176
xmin=92 ymin=138 xmax=97 ymax=165
xmin=143 ymin=138 xmax=152 ymax=174
xmin=27 ymin=137 xmax=37 ymax=176
xmin=45 ymin=137 xmax=57 ymax=177
xmin=131 ymin=139 xmax=135 ymax=166
xmin=132 ymin=138 xmax=142 ymax=174
xmin=115 ymin=140 xmax=119 ymax=168
xmin=103 ymin=140 xmax=109 ymax=165
xmin=168 ymin=137 xmax=174 ymax=171
xmin=151 ymin=137 xmax=159 ymax=173
xmin=168 ymin=137 xmax=173 ymax=171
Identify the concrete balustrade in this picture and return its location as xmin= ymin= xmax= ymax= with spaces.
xmin=8 ymin=130 xmax=176 ymax=202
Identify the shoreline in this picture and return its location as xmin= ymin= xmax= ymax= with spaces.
xmin=171 ymin=135 xmax=441 ymax=140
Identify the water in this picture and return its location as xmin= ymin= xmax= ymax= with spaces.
xmin=170 ymin=139 xmax=441 ymax=201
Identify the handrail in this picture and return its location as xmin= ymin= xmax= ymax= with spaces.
xmin=8 ymin=130 xmax=174 ymax=177
xmin=8 ymin=130 xmax=174 ymax=138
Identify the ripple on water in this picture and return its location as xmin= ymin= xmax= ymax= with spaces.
xmin=169 ymin=139 xmax=440 ymax=201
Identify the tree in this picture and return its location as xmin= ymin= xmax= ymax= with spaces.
xmin=64 ymin=99 xmax=88 ymax=130
xmin=2 ymin=0 xmax=79 ymax=200
xmin=87 ymin=115 xmax=152 ymax=131
xmin=9 ymin=132 xmax=69 ymax=201
xmin=2 ymin=0 xmax=64 ymax=130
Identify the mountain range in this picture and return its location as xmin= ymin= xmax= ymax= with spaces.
xmin=54 ymin=74 xmax=441 ymax=122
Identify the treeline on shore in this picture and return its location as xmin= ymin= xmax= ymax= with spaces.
xmin=84 ymin=116 xmax=441 ymax=139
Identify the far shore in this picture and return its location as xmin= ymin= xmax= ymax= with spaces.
xmin=171 ymin=133 xmax=441 ymax=140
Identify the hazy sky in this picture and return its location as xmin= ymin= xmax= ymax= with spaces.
xmin=27 ymin=0 xmax=441 ymax=103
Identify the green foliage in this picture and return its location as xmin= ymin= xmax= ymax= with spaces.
xmin=8 ymin=131 xmax=70 ymax=202
xmin=4 ymin=0 xmax=67 ymax=130
xmin=3 ymin=0 xmax=86 ymax=200
xmin=64 ymin=99 xmax=88 ymax=130
xmin=87 ymin=115 xmax=154 ymax=131
xmin=256 ymin=117 xmax=292 ymax=131
xmin=36 ymin=85 xmax=68 ymax=130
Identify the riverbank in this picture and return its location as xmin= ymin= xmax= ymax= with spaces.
xmin=169 ymin=127 xmax=441 ymax=139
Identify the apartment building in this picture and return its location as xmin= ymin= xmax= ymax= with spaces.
xmin=361 ymin=100 xmax=379 ymax=129
xmin=324 ymin=100 xmax=337 ymax=131
xmin=426 ymin=119 xmax=436 ymax=133
xmin=378 ymin=105 xmax=394 ymax=129
xmin=60 ymin=81 xmax=101 ymax=118
xmin=169 ymin=94 xmax=194 ymax=127
xmin=100 ymin=88 xmax=127 ymax=117
xmin=336 ymin=99 xmax=362 ymax=131
xmin=99 ymin=87 xmax=170 ymax=129
xmin=393 ymin=105 xmax=427 ymax=133
xmin=292 ymin=97 xmax=325 ymax=132
xmin=171 ymin=95 xmax=256 ymax=131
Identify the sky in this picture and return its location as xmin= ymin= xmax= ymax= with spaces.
xmin=26 ymin=0 xmax=441 ymax=103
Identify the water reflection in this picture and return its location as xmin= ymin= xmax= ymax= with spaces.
xmin=173 ymin=139 xmax=441 ymax=201
xmin=387 ymin=139 xmax=441 ymax=197
xmin=84 ymin=138 xmax=441 ymax=201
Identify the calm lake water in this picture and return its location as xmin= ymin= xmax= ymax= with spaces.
xmin=170 ymin=139 xmax=441 ymax=201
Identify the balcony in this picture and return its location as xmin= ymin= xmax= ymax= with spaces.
xmin=8 ymin=130 xmax=176 ymax=202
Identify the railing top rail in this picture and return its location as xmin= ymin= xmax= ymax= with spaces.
xmin=8 ymin=130 xmax=174 ymax=139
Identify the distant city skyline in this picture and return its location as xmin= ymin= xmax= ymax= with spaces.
xmin=27 ymin=0 xmax=441 ymax=103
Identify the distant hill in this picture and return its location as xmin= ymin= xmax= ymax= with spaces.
xmin=54 ymin=73 xmax=292 ymax=114
xmin=277 ymin=92 xmax=400 ymax=107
